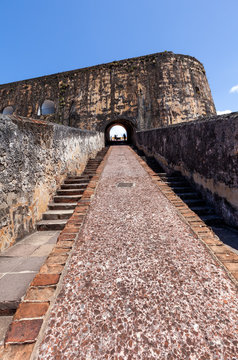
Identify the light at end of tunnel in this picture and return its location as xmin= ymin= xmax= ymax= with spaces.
xmin=109 ymin=125 xmax=127 ymax=139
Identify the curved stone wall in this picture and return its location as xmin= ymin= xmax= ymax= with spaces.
xmin=0 ymin=52 xmax=216 ymax=131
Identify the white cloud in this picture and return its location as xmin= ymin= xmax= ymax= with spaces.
xmin=217 ymin=110 xmax=232 ymax=115
xmin=229 ymin=85 xmax=238 ymax=93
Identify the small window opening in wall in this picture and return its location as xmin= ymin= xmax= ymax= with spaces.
xmin=195 ymin=86 xmax=200 ymax=95
xmin=41 ymin=100 xmax=55 ymax=115
xmin=2 ymin=106 xmax=14 ymax=115
xmin=109 ymin=125 xmax=127 ymax=142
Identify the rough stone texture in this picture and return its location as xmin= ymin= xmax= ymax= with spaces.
xmin=14 ymin=302 xmax=49 ymax=320
xmin=0 ymin=52 xmax=215 ymax=137
xmin=0 ymin=316 xmax=13 ymax=345
xmin=31 ymin=274 xmax=60 ymax=286
xmin=5 ymin=319 xmax=43 ymax=344
xmin=136 ymin=112 xmax=238 ymax=227
xmin=36 ymin=146 xmax=238 ymax=360
xmin=24 ymin=287 xmax=56 ymax=302
xmin=0 ymin=115 xmax=104 ymax=252
xmin=0 ymin=343 xmax=34 ymax=360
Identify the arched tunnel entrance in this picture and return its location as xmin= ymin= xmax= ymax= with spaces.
xmin=105 ymin=120 xmax=136 ymax=146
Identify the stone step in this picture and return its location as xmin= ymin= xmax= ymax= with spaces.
xmin=183 ymin=199 xmax=206 ymax=206
xmin=164 ymin=181 xmax=188 ymax=186
xmin=64 ymin=179 xmax=90 ymax=184
xmin=160 ymin=175 xmax=183 ymax=181
xmin=157 ymin=172 xmax=167 ymax=176
xmin=54 ymin=195 xmax=82 ymax=203
xmin=43 ymin=209 xmax=74 ymax=220
xmin=172 ymin=187 xmax=192 ymax=192
xmin=200 ymin=214 xmax=224 ymax=226
xmin=48 ymin=202 xmax=77 ymax=210
xmin=190 ymin=206 xmax=215 ymax=215
xmin=61 ymin=183 xmax=88 ymax=189
xmin=36 ymin=219 xmax=67 ymax=231
xmin=57 ymin=189 xmax=84 ymax=196
xmin=67 ymin=175 xmax=92 ymax=180
xmin=178 ymin=192 xmax=200 ymax=200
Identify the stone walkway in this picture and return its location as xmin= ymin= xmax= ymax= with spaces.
xmin=0 ymin=231 xmax=59 ymax=345
xmin=35 ymin=146 xmax=238 ymax=359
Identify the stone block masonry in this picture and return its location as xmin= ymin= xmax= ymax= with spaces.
xmin=136 ymin=112 xmax=238 ymax=227
xmin=0 ymin=114 xmax=104 ymax=252
xmin=0 ymin=52 xmax=216 ymax=132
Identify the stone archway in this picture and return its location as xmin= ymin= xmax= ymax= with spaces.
xmin=104 ymin=119 xmax=136 ymax=146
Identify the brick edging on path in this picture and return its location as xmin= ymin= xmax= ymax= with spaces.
xmin=1 ymin=147 xmax=112 ymax=360
xmin=130 ymin=147 xmax=238 ymax=287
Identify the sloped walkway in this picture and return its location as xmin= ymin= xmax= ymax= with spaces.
xmin=35 ymin=146 xmax=238 ymax=359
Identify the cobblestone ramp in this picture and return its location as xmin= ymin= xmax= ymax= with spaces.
xmin=36 ymin=146 xmax=238 ymax=359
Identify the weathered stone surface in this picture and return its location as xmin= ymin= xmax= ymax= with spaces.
xmin=5 ymin=319 xmax=43 ymax=343
xmin=136 ymin=113 xmax=238 ymax=227
xmin=56 ymin=240 xmax=74 ymax=248
xmin=39 ymin=263 xmax=64 ymax=274
xmin=0 ymin=316 xmax=13 ymax=345
xmin=46 ymin=254 xmax=68 ymax=265
xmin=24 ymin=287 xmax=56 ymax=301
xmin=0 ymin=52 xmax=215 ymax=138
xmin=57 ymin=233 xmax=76 ymax=241
xmin=0 ymin=115 xmax=104 ymax=252
xmin=31 ymin=244 xmax=55 ymax=257
xmin=31 ymin=274 xmax=60 ymax=287
xmin=14 ymin=302 xmax=49 ymax=320
xmin=0 ymin=343 xmax=34 ymax=360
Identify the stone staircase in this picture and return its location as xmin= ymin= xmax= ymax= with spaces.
xmin=157 ymin=173 xmax=223 ymax=226
xmin=134 ymin=148 xmax=238 ymax=252
xmin=36 ymin=148 xmax=108 ymax=231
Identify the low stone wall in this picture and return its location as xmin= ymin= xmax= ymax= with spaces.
xmin=0 ymin=115 xmax=104 ymax=252
xmin=136 ymin=112 xmax=238 ymax=227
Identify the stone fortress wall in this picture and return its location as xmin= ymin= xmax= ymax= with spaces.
xmin=0 ymin=52 xmax=216 ymax=133
xmin=0 ymin=115 xmax=104 ymax=252
xmin=2 ymin=52 xmax=236 ymax=252
xmin=136 ymin=112 xmax=238 ymax=227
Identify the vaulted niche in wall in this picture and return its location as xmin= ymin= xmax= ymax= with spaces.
xmin=2 ymin=106 xmax=14 ymax=115
xmin=41 ymin=100 xmax=55 ymax=115
xmin=104 ymin=120 xmax=136 ymax=145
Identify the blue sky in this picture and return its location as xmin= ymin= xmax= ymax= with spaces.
xmin=1 ymin=0 xmax=238 ymax=113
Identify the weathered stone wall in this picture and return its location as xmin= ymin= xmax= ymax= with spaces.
xmin=0 ymin=52 xmax=216 ymax=133
xmin=136 ymin=112 xmax=238 ymax=227
xmin=0 ymin=115 xmax=104 ymax=252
